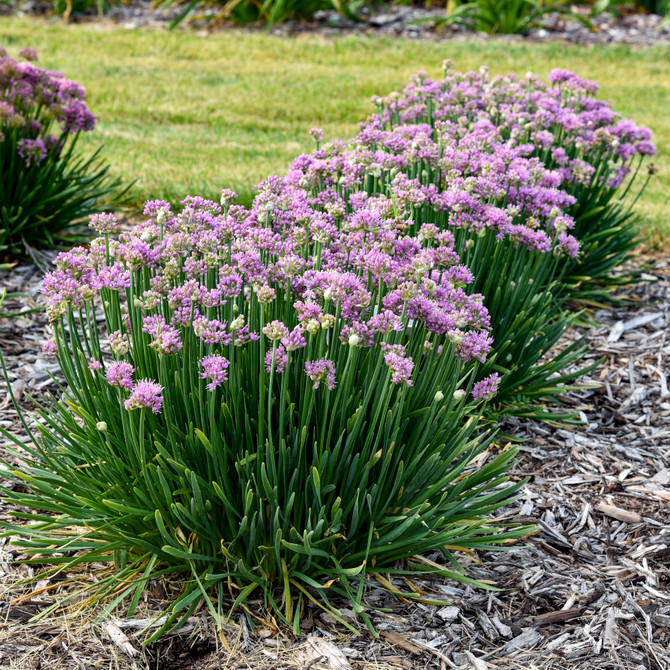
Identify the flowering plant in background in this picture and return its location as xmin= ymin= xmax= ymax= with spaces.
xmin=0 ymin=46 xmax=125 ymax=259
xmin=363 ymin=65 xmax=656 ymax=302
xmin=0 ymin=193 xmax=531 ymax=638
xmin=283 ymin=120 xmax=590 ymax=419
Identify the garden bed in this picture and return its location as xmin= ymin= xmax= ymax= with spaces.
xmin=4 ymin=1 xmax=670 ymax=46
xmin=1 ymin=30 xmax=668 ymax=670
xmin=1 ymin=256 xmax=668 ymax=670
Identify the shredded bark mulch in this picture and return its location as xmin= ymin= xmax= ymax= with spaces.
xmin=0 ymin=255 xmax=669 ymax=670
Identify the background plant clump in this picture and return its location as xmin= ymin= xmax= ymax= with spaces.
xmin=0 ymin=46 xmax=125 ymax=261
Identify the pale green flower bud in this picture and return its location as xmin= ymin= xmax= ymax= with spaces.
xmin=229 ymin=314 xmax=245 ymax=331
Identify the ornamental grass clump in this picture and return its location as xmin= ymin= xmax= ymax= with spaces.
xmin=0 ymin=46 xmax=124 ymax=259
xmin=284 ymin=122 xmax=587 ymax=418
xmin=1 ymin=193 xmax=531 ymax=638
xmin=363 ymin=65 xmax=656 ymax=303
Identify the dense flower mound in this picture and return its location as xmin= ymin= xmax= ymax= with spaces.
xmin=287 ymin=122 xmax=580 ymax=256
xmin=0 ymin=63 xmax=655 ymax=639
xmin=364 ymin=66 xmax=654 ymax=189
xmin=276 ymin=120 xmax=586 ymax=415
xmin=1 ymin=193 xmax=531 ymax=638
xmin=0 ymin=46 xmax=96 ymax=143
xmin=0 ymin=46 xmax=123 ymax=258
xmin=361 ymin=65 xmax=656 ymax=298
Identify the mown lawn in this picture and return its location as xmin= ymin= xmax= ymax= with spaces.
xmin=2 ymin=18 xmax=669 ymax=240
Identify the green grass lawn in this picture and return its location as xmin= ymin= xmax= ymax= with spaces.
xmin=2 ymin=18 xmax=669 ymax=240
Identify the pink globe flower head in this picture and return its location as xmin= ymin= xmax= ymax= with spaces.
xmin=106 ymin=361 xmax=134 ymax=391
xmin=200 ymin=355 xmax=230 ymax=392
xmin=472 ymin=373 xmax=500 ymax=402
xmin=89 ymin=212 xmax=120 ymax=235
xmin=124 ymin=380 xmax=164 ymax=414
xmin=304 ymin=359 xmax=336 ymax=391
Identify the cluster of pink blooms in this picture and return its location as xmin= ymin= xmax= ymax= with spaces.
xmin=103 ymin=361 xmax=163 ymax=413
xmin=304 ymin=359 xmax=337 ymax=390
xmin=106 ymin=361 xmax=134 ymax=390
xmin=471 ymin=372 xmax=500 ymax=401
xmin=285 ymin=117 xmax=580 ymax=258
xmin=0 ymin=46 xmax=96 ymax=163
xmin=362 ymin=65 xmax=654 ymax=194
xmin=43 ymin=182 xmax=500 ymax=413
xmin=124 ymin=380 xmax=164 ymax=414
xmin=42 ymin=68 xmax=643 ymax=413
xmin=200 ymin=355 xmax=230 ymax=391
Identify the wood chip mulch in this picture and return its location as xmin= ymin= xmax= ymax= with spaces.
xmin=0 ymin=256 xmax=668 ymax=670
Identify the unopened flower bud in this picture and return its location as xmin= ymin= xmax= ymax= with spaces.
xmin=453 ymin=389 xmax=466 ymax=401
xmin=230 ymin=315 xmax=245 ymax=331
xmin=96 ymin=421 xmax=107 ymax=431
xmin=448 ymin=330 xmax=464 ymax=345
xmin=434 ymin=391 xmax=444 ymax=402
xmin=348 ymin=333 xmax=360 ymax=347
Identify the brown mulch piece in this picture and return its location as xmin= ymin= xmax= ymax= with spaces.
xmin=0 ymin=256 xmax=669 ymax=670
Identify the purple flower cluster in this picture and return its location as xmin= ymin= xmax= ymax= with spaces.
xmin=124 ymin=380 xmax=164 ymax=414
xmin=106 ymin=361 xmax=134 ymax=391
xmin=265 ymin=346 xmax=288 ymax=373
xmin=285 ymin=117 xmax=580 ymax=258
xmin=305 ymin=359 xmax=336 ymax=390
xmin=44 ymin=178 xmax=498 ymax=413
xmin=200 ymin=355 xmax=230 ymax=391
xmin=90 ymin=213 xmax=120 ymax=235
xmin=1 ymin=47 xmax=96 ymax=166
xmin=471 ymin=373 xmax=500 ymax=401
xmin=381 ymin=343 xmax=413 ymax=386
xmin=362 ymin=66 xmax=654 ymax=195
xmin=17 ymin=138 xmax=46 ymax=166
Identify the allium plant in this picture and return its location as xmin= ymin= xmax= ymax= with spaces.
xmin=0 ymin=46 xmax=125 ymax=259
xmin=363 ymin=65 xmax=656 ymax=302
xmin=284 ymin=122 xmax=589 ymax=417
xmin=1 ymin=195 xmax=531 ymax=638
